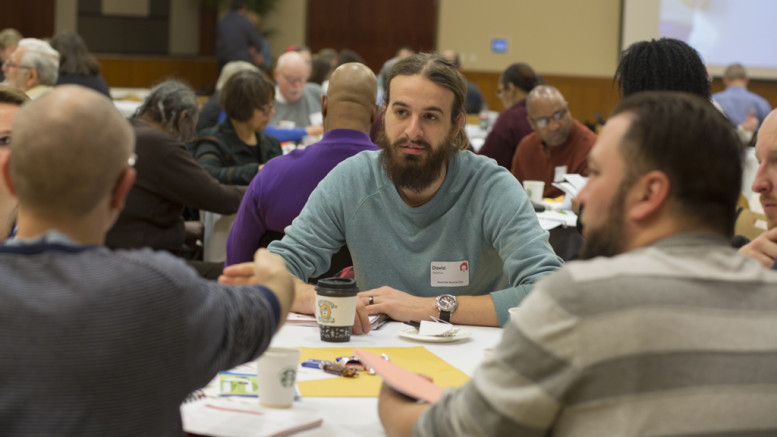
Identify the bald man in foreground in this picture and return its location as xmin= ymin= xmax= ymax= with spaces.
xmin=0 ymin=86 xmax=294 ymax=434
xmin=739 ymin=109 xmax=777 ymax=268
xmin=224 ymin=62 xmax=379 ymax=268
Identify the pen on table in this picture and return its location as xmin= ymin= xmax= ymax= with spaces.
xmin=404 ymin=320 xmax=421 ymax=329
xmin=372 ymin=314 xmax=390 ymax=330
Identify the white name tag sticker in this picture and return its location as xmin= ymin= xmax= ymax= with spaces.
xmin=430 ymin=261 xmax=470 ymax=287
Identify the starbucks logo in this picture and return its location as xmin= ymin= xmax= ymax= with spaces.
xmin=279 ymin=367 xmax=296 ymax=388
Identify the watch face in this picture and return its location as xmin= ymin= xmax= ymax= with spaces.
xmin=437 ymin=295 xmax=457 ymax=311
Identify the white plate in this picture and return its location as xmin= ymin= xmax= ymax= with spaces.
xmin=398 ymin=327 xmax=470 ymax=343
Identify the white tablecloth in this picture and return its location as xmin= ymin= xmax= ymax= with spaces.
xmin=190 ymin=321 xmax=503 ymax=436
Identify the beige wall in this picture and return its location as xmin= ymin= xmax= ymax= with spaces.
xmin=263 ymin=0 xmax=308 ymax=61
xmin=55 ymin=0 xmax=199 ymax=55
xmin=169 ymin=0 xmax=199 ymax=55
xmin=265 ymin=0 xmax=621 ymax=77
xmin=438 ymin=0 xmax=622 ymax=77
xmin=59 ymin=0 xmax=622 ymax=74
xmin=55 ymin=0 xmax=77 ymax=34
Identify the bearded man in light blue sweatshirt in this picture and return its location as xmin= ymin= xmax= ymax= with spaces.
xmin=221 ymin=53 xmax=563 ymax=332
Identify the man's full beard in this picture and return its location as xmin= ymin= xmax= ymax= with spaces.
xmin=578 ymin=180 xmax=630 ymax=260
xmin=377 ymin=127 xmax=456 ymax=193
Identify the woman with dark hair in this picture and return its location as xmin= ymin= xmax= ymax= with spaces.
xmin=49 ymin=31 xmax=110 ymax=97
xmin=194 ymin=70 xmax=282 ymax=185
xmin=477 ymin=62 xmax=544 ymax=169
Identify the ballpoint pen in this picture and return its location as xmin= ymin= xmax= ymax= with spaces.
xmin=403 ymin=320 xmax=421 ymax=329
xmin=372 ymin=314 xmax=390 ymax=330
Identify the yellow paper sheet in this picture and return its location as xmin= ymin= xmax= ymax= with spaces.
xmin=296 ymin=346 xmax=470 ymax=397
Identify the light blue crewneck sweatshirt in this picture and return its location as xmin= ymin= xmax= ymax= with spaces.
xmin=269 ymin=149 xmax=563 ymax=326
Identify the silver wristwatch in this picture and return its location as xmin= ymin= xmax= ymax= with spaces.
xmin=435 ymin=294 xmax=458 ymax=322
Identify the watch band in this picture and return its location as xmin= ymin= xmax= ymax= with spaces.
xmin=438 ymin=309 xmax=452 ymax=323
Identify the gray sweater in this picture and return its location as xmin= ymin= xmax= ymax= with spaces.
xmin=269 ymin=83 xmax=324 ymax=129
xmin=0 ymin=238 xmax=280 ymax=436
xmin=269 ymin=150 xmax=562 ymax=325
xmin=416 ymin=233 xmax=777 ymax=436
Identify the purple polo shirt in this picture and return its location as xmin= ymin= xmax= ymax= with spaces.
xmin=225 ymin=129 xmax=378 ymax=266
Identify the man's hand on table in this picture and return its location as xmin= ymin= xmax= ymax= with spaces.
xmin=290 ymin=284 xmax=435 ymax=336
xmin=282 ymin=280 xmax=501 ymax=334
xmin=738 ymin=227 xmax=777 ymax=268
xmin=353 ymin=287 xmax=435 ymax=335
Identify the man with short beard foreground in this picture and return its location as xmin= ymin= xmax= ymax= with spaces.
xmin=222 ymin=53 xmax=562 ymax=331
xmin=378 ymin=92 xmax=777 ymax=437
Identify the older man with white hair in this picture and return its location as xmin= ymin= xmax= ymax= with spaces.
xmin=270 ymin=51 xmax=324 ymax=135
xmin=1 ymin=38 xmax=59 ymax=98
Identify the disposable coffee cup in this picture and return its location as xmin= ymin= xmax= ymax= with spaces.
xmin=523 ymin=180 xmax=545 ymax=204
xmin=508 ymin=306 xmax=520 ymax=322
xmin=315 ymin=277 xmax=359 ymax=342
xmin=256 ymin=347 xmax=301 ymax=408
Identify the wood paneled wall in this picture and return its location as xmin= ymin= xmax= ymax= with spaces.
xmin=0 ymin=0 xmax=55 ymax=39
xmin=97 ymin=56 xmax=219 ymax=94
xmin=306 ymin=0 xmax=437 ymax=74
xmin=467 ymin=71 xmax=777 ymax=124
xmin=466 ymin=71 xmax=620 ymax=125
xmin=92 ymin=58 xmax=777 ymax=120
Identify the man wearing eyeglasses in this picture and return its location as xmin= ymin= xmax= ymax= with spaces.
xmin=510 ymin=85 xmax=597 ymax=198
xmin=1 ymin=38 xmax=59 ymax=99
xmin=270 ymin=51 xmax=324 ymax=137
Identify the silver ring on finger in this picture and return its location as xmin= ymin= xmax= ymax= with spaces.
xmin=368 ymin=296 xmax=374 ymax=305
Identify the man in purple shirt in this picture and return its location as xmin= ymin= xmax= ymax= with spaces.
xmin=225 ymin=62 xmax=378 ymax=269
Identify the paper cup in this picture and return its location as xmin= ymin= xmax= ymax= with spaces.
xmin=523 ymin=180 xmax=545 ymax=204
xmin=256 ymin=347 xmax=301 ymax=408
xmin=508 ymin=306 xmax=520 ymax=322
xmin=315 ymin=277 xmax=359 ymax=342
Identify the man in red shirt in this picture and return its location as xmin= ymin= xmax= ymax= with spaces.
xmin=510 ymin=85 xmax=597 ymax=198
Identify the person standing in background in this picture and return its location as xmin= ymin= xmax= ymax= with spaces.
xmin=217 ymin=0 xmax=267 ymax=71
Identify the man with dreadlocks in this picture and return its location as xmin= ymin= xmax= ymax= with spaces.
xmin=615 ymin=37 xmax=757 ymax=142
xmin=221 ymin=53 xmax=562 ymax=331
xmin=106 ymin=80 xmax=245 ymax=259
xmin=615 ymin=38 xmax=713 ymax=99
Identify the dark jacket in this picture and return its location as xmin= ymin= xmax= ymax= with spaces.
xmin=106 ymin=118 xmax=245 ymax=254
xmin=194 ymin=118 xmax=282 ymax=185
